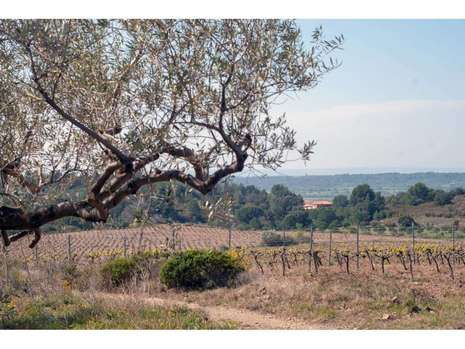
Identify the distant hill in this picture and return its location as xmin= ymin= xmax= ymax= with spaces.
xmin=384 ymin=194 xmax=465 ymax=228
xmin=233 ymin=172 xmax=465 ymax=199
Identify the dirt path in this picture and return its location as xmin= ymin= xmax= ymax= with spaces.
xmin=92 ymin=292 xmax=320 ymax=329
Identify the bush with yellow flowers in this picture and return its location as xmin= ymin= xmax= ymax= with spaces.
xmin=0 ymin=295 xmax=18 ymax=322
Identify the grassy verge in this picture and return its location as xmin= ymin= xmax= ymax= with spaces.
xmin=0 ymin=293 xmax=237 ymax=329
xmin=163 ymin=265 xmax=465 ymax=329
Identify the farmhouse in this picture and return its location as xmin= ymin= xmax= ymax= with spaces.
xmin=303 ymin=199 xmax=332 ymax=210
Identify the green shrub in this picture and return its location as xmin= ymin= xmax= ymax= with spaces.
xmin=100 ymin=251 xmax=168 ymax=289
xmin=398 ymin=215 xmax=416 ymax=228
xmin=101 ymin=257 xmax=138 ymax=288
xmin=160 ymin=250 xmax=244 ymax=290
xmin=62 ymin=262 xmax=81 ymax=285
xmin=261 ymin=231 xmax=297 ymax=247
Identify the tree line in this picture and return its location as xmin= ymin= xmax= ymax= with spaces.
xmin=44 ymin=178 xmax=465 ymax=233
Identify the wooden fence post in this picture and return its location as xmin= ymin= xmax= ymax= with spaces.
xmin=328 ymin=230 xmax=333 ymax=266
xmin=138 ymin=230 xmax=144 ymax=252
xmin=171 ymin=227 xmax=176 ymax=251
xmin=308 ymin=225 xmax=314 ymax=272
xmin=228 ymin=226 xmax=232 ymax=250
xmin=34 ymin=245 xmax=39 ymax=266
xmin=310 ymin=226 xmax=314 ymax=254
xmin=281 ymin=248 xmax=286 ymax=277
xmin=3 ymin=247 xmax=9 ymax=289
xmin=407 ymin=250 xmax=414 ymax=281
xmin=411 ymin=222 xmax=416 ymax=264
xmin=67 ymin=235 xmax=72 ymax=262
xmin=123 ymin=237 xmax=128 ymax=257
xmin=356 ymin=224 xmax=360 ymax=270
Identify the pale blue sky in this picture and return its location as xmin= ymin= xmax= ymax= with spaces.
xmin=273 ymin=20 xmax=465 ymax=174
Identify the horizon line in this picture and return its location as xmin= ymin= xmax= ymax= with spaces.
xmin=236 ymin=167 xmax=465 ymax=177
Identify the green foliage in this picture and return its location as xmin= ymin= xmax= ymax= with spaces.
xmin=433 ymin=190 xmax=454 ymax=206
xmin=235 ymin=205 xmax=265 ymax=227
xmin=268 ymin=184 xmax=304 ymax=224
xmin=261 ymin=231 xmax=298 ymax=246
xmin=101 ymin=257 xmax=138 ymax=288
xmin=450 ymin=187 xmax=465 ymax=196
xmin=41 ymin=176 xmax=465 ymax=234
xmin=373 ymin=210 xmax=387 ymax=220
xmin=297 ymin=184 xmax=388 ymax=230
xmin=349 ymin=185 xmax=386 ymax=225
xmin=310 ymin=207 xmax=340 ymax=230
xmin=350 ymin=184 xmax=375 ymax=206
xmin=100 ymin=251 xmax=168 ymax=289
xmin=47 ymin=179 xmax=305 ymax=231
xmin=408 ymin=182 xmax=434 ymax=205
xmin=332 ymin=195 xmax=349 ymax=208
xmin=160 ymin=250 xmax=244 ymax=290
xmin=387 ymin=191 xmax=413 ymax=206
xmin=388 ymin=182 xmax=463 ymax=208
xmin=280 ymin=210 xmax=312 ymax=229
xmin=398 ymin=215 xmax=416 ymax=228
xmin=185 ymin=200 xmax=205 ymax=223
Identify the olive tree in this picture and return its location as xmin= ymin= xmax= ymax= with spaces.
xmin=0 ymin=19 xmax=343 ymax=248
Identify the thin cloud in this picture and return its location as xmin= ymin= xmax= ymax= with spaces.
xmin=281 ymin=99 xmax=465 ymax=171
xmin=299 ymin=99 xmax=465 ymax=120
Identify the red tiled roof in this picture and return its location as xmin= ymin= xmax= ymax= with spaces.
xmin=304 ymin=200 xmax=332 ymax=205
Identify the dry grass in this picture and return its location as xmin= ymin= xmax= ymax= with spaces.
xmin=4 ymin=257 xmax=465 ymax=329
xmin=148 ymin=261 xmax=465 ymax=329
xmin=0 ymin=253 xmax=236 ymax=329
xmin=0 ymin=292 xmax=237 ymax=329
xmin=3 ymin=227 xmax=465 ymax=329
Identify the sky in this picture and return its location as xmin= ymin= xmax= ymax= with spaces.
xmin=271 ymin=20 xmax=465 ymax=175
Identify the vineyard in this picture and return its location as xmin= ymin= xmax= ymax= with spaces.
xmin=2 ymin=224 xmax=464 ymax=283
xmin=3 ymin=224 xmax=465 ymax=329
xmin=245 ymin=243 xmax=465 ymax=282
xmin=3 ymin=225 xmax=259 ymax=263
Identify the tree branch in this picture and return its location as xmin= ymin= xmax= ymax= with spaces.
xmin=24 ymin=43 xmax=135 ymax=170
